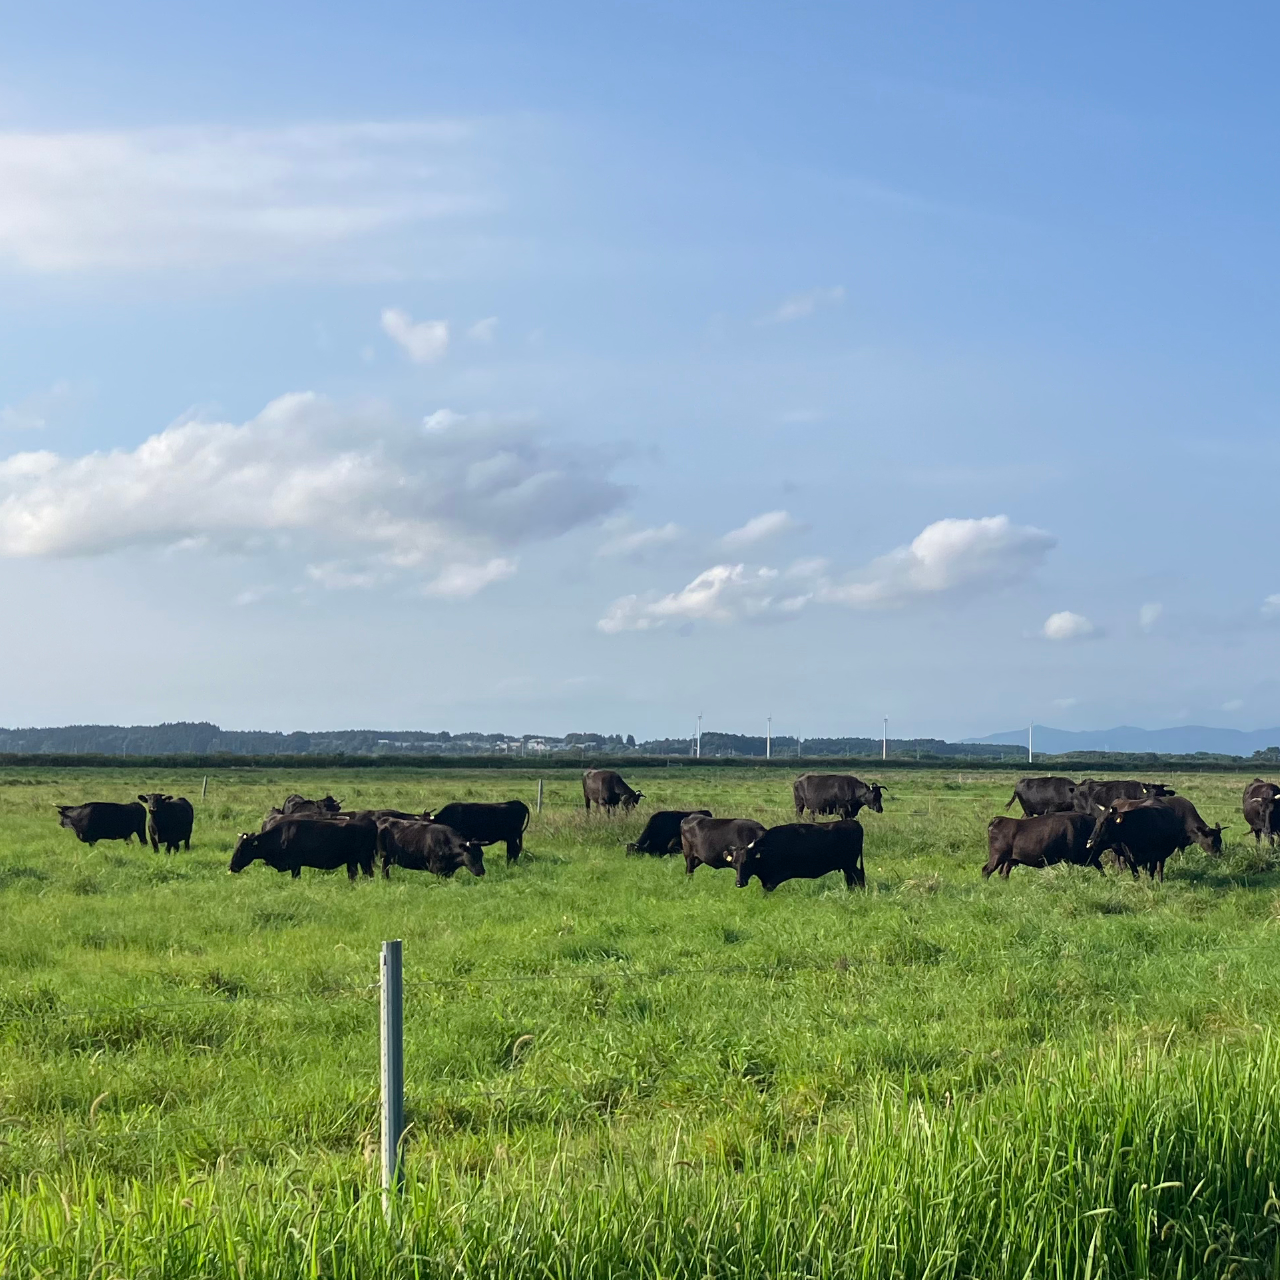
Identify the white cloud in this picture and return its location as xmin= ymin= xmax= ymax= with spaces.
xmin=1052 ymin=697 xmax=1079 ymax=709
xmin=1263 ymin=594 xmax=1280 ymax=617
xmin=0 ymin=381 xmax=73 ymax=431
xmin=599 ymin=514 xmax=1055 ymax=633
xmin=719 ymin=510 xmax=800 ymax=550
xmin=0 ymin=121 xmax=489 ymax=273
xmin=422 ymin=557 xmax=516 ymax=598
xmin=817 ymin=516 xmax=1055 ymax=608
xmin=598 ymin=564 xmax=804 ymax=633
xmin=0 ymin=393 xmax=623 ymax=599
xmin=1222 ymin=698 xmax=1245 ymax=712
xmin=381 ymin=308 xmax=449 ymax=363
xmin=1043 ymin=611 xmax=1095 ymax=641
xmin=766 ymin=286 xmax=845 ymax=324
xmin=1139 ymin=602 xmax=1163 ymax=631
xmin=596 ymin=520 xmax=683 ymax=560
xmin=467 ymin=317 xmax=498 ymax=342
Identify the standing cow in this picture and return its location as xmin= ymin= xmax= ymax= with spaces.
xmin=281 ymin=794 xmax=342 ymax=816
xmin=229 ymin=818 xmax=377 ymax=881
xmin=1087 ymin=799 xmax=1187 ymax=882
xmin=679 ymin=815 xmax=765 ymax=875
xmin=732 ymin=820 xmax=865 ymax=891
xmin=792 ymin=774 xmax=884 ymax=821
xmin=582 ymin=769 xmax=644 ymax=814
xmin=983 ymin=812 xmax=1101 ymax=879
xmin=377 ymin=819 xmax=485 ymax=879
xmin=56 ymin=801 xmax=148 ymax=847
xmin=430 ymin=800 xmax=530 ymax=863
xmin=1073 ymin=779 xmax=1174 ymax=812
xmin=1243 ymin=779 xmax=1280 ymax=846
xmin=138 ymin=793 xmax=194 ymax=853
xmin=1003 ymin=776 xmax=1078 ymax=817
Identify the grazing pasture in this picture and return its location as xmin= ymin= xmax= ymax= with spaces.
xmin=2 ymin=765 xmax=1280 ymax=1278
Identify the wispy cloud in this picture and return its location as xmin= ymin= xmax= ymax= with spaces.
xmin=596 ymin=519 xmax=683 ymax=560
xmin=381 ymin=308 xmax=449 ymax=363
xmin=0 ymin=381 xmax=73 ymax=431
xmin=467 ymin=316 xmax=498 ymax=342
xmin=599 ymin=515 xmax=1055 ymax=632
xmin=765 ymin=285 xmax=844 ymax=324
xmin=0 ymin=121 xmax=489 ymax=273
xmin=719 ymin=510 xmax=800 ymax=550
xmin=1139 ymin=601 xmax=1163 ymax=631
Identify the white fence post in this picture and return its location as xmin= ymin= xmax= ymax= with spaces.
xmin=536 ymin=778 xmax=543 ymax=813
xmin=380 ymin=939 xmax=405 ymax=1213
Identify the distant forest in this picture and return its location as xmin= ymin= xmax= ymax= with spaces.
xmin=0 ymin=722 xmax=1019 ymax=759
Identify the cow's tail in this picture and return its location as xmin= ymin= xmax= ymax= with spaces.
xmin=375 ymin=824 xmax=394 ymax=876
xmin=1003 ymin=790 xmax=1018 ymax=811
xmin=521 ymin=803 xmax=531 ymax=833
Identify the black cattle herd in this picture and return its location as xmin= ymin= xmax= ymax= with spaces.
xmin=51 ymin=768 xmax=1280 ymax=891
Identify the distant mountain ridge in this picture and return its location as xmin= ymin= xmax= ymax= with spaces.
xmin=964 ymin=724 xmax=1280 ymax=757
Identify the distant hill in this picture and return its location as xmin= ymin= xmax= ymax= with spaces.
xmin=965 ymin=724 xmax=1280 ymax=757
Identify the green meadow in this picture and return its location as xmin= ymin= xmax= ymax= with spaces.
xmin=2 ymin=765 xmax=1279 ymax=1278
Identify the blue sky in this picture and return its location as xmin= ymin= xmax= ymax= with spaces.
xmin=0 ymin=2 xmax=1277 ymax=738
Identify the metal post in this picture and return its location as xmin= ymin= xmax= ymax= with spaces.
xmin=380 ymin=940 xmax=405 ymax=1213
xmin=536 ymin=778 xmax=543 ymax=813
xmin=882 ymin=718 xmax=888 ymax=761
xmin=1028 ymin=723 xmax=1033 ymax=764
xmin=696 ymin=714 xmax=702 ymax=759
xmin=766 ymin=716 xmax=771 ymax=760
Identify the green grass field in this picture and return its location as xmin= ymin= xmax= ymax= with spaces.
xmin=2 ymin=765 xmax=1279 ymax=1278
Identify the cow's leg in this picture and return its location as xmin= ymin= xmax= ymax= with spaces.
xmin=291 ymin=867 xmax=302 ymax=879
xmin=684 ymin=853 xmax=696 ymax=875
xmin=347 ymin=862 xmax=359 ymax=881
xmin=506 ymin=836 xmax=520 ymax=864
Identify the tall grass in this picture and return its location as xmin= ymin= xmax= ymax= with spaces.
xmin=1 ymin=765 xmax=1277 ymax=1276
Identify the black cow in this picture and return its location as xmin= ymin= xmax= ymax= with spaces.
xmin=792 ymin=773 xmax=884 ymax=820
xmin=1155 ymin=795 xmax=1224 ymax=856
xmin=1074 ymin=779 xmax=1174 ymax=812
xmin=732 ymin=820 xmax=865 ymax=891
xmin=627 ymin=809 xmax=712 ymax=855
xmin=431 ymin=800 xmax=530 ymax=863
xmin=1243 ymin=779 xmax=1280 ymax=846
xmin=983 ymin=812 xmax=1101 ymax=879
xmin=377 ymin=820 xmax=485 ymax=879
xmin=56 ymin=801 xmax=147 ymax=846
xmin=582 ymin=769 xmax=644 ymax=814
xmin=229 ymin=817 xmax=376 ymax=880
xmin=138 ymin=793 xmax=194 ymax=853
xmin=281 ymin=794 xmax=342 ymax=816
xmin=680 ymin=815 xmax=766 ymax=875
xmin=1087 ymin=799 xmax=1186 ymax=882
xmin=1003 ymin=776 xmax=1078 ymax=817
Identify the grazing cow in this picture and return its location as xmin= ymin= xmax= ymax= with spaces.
xmin=1003 ymin=776 xmax=1078 ymax=817
xmin=229 ymin=817 xmax=376 ymax=880
xmin=1154 ymin=795 xmax=1224 ymax=856
xmin=679 ymin=815 xmax=766 ymax=875
xmin=627 ymin=809 xmax=712 ymax=855
xmin=792 ymin=773 xmax=884 ymax=821
xmin=377 ymin=819 xmax=485 ymax=879
xmin=1087 ymin=799 xmax=1186 ymax=882
xmin=281 ymin=793 xmax=342 ymax=816
xmin=430 ymin=800 xmax=530 ymax=863
xmin=1073 ymin=779 xmax=1174 ymax=812
xmin=1243 ymin=779 xmax=1280 ymax=846
xmin=732 ymin=820 xmax=865 ymax=891
xmin=56 ymin=801 xmax=147 ymax=847
xmin=983 ymin=812 xmax=1101 ymax=879
xmin=137 ymin=793 xmax=194 ymax=853
xmin=582 ymin=769 xmax=644 ymax=814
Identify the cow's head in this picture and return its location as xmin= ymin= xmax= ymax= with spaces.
xmin=1196 ymin=823 xmax=1225 ymax=856
xmin=462 ymin=840 xmax=486 ymax=877
xmin=864 ymin=784 xmax=885 ymax=814
xmin=1086 ymin=800 xmax=1140 ymax=852
xmin=318 ymin=795 xmax=342 ymax=813
xmin=229 ymin=832 xmax=261 ymax=873
xmin=731 ymin=843 xmax=761 ymax=889
xmin=55 ymin=805 xmax=78 ymax=830
xmin=137 ymin=793 xmax=172 ymax=814
xmin=623 ymin=789 xmax=644 ymax=811
xmin=1144 ymin=783 xmax=1175 ymax=799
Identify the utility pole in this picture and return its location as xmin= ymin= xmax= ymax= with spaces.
xmin=696 ymin=713 xmax=702 ymax=759
xmin=882 ymin=717 xmax=888 ymax=762
xmin=766 ymin=715 xmax=771 ymax=760
xmin=1028 ymin=723 xmax=1033 ymax=764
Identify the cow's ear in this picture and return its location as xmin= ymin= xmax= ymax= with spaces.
xmin=137 ymin=794 xmax=147 ymax=803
